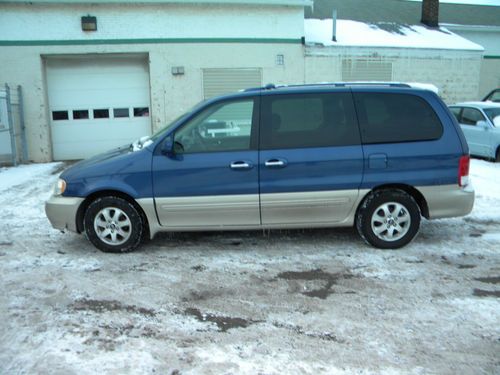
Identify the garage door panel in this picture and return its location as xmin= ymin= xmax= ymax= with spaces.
xmin=51 ymin=120 xmax=151 ymax=160
xmin=48 ymin=73 xmax=149 ymax=92
xmin=46 ymin=55 xmax=151 ymax=160
xmin=50 ymin=89 xmax=149 ymax=109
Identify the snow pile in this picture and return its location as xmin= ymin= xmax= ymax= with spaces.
xmin=305 ymin=19 xmax=484 ymax=50
xmin=0 ymin=162 xmax=61 ymax=193
xmin=468 ymin=158 xmax=500 ymax=223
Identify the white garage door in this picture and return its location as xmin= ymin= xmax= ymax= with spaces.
xmin=46 ymin=55 xmax=151 ymax=160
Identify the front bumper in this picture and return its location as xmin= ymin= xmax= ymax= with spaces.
xmin=45 ymin=195 xmax=84 ymax=233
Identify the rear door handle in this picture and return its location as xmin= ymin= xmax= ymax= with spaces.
xmin=230 ymin=161 xmax=253 ymax=170
xmin=265 ymin=158 xmax=287 ymax=168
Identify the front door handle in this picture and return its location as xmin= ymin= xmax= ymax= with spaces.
xmin=230 ymin=161 xmax=253 ymax=170
xmin=265 ymin=158 xmax=287 ymax=168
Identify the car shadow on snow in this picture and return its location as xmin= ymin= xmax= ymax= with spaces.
xmin=145 ymin=226 xmax=360 ymax=252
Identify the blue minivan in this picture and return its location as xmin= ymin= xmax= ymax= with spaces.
xmin=45 ymin=83 xmax=474 ymax=252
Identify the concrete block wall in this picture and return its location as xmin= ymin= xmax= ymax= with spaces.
xmin=305 ymin=46 xmax=483 ymax=104
xmin=480 ymin=59 xmax=500 ymax=98
xmin=150 ymin=44 xmax=305 ymax=128
xmin=447 ymin=28 xmax=500 ymax=97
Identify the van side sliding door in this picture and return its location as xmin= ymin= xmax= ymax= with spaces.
xmin=258 ymin=91 xmax=364 ymax=226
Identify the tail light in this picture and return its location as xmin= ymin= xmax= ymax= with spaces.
xmin=458 ymin=155 xmax=470 ymax=187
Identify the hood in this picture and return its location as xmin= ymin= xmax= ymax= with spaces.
xmin=61 ymin=144 xmax=152 ymax=182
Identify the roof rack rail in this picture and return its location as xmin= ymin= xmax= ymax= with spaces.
xmin=243 ymin=81 xmax=426 ymax=92
xmin=284 ymin=82 xmax=412 ymax=88
xmin=243 ymin=83 xmax=278 ymax=92
xmin=332 ymin=82 xmax=411 ymax=88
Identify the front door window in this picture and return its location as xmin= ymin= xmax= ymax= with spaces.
xmin=174 ymin=100 xmax=254 ymax=154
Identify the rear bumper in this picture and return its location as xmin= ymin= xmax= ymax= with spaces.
xmin=45 ymin=195 xmax=84 ymax=233
xmin=418 ymin=184 xmax=475 ymax=219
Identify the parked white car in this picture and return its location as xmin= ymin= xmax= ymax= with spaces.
xmin=449 ymin=102 xmax=500 ymax=162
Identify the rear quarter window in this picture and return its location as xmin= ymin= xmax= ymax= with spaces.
xmin=354 ymin=93 xmax=443 ymax=144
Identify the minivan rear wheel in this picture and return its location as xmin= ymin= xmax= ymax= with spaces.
xmin=356 ymin=189 xmax=421 ymax=249
xmin=84 ymin=196 xmax=144 ymax=253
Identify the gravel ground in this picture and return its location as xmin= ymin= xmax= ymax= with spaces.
xmin=0 ymin=160 xmax=499 ymax=375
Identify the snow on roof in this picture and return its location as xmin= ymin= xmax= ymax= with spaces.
xmin=304 ymin=19 xmax=484 ymax=51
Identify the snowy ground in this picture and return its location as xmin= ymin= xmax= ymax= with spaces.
xmin=0 ymin=159 xmax=499 ymax=374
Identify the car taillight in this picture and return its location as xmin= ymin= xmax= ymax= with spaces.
xmin=458 ymin=155 xmax=470 ymax=187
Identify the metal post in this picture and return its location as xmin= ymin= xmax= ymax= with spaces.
xmin=17 ymin=85 xmax=28 ymax=162
xmin=5 ymin=84 xmax=18 ymax=166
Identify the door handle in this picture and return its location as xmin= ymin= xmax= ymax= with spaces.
xmin=230 ymin=161 xmax=253 ymax=170
xmin=265 ymin=159 xmax=287 ymax=168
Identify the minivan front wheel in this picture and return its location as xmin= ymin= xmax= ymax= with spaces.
xmin=84 ymin=196 xmax=144 ymax=253
xmin=356 ymin=190 xmax=421 ymax=249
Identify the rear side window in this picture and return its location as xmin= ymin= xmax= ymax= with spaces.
xmin=354 ymin=93 xmax=443 ymax=144
xmin=260 ymin=93 xmax=360 ymax=149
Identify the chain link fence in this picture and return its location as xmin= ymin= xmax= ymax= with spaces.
xmin=0 ymin=84 xmax=28 ymax=166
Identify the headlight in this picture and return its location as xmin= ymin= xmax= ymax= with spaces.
xmin=53 ymin=178 xmax=66 ymax=196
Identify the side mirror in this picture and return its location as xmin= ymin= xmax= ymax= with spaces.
xmin=493 ymin=116 xmax=500 ymax=128
xmin=161 ymin=135 xmax=174 ymax=155
xmin=476 ymin=120 xmax=489 ymax=129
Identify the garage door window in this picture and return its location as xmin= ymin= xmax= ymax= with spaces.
xmin=134 ymin=107 xmax=149 ymax=117
xmin=93 ymin=109 xmax=109 ymax=119
xmin=113 ymin=108 xmax=129 ymax=118
xmin=52 ymin=111 xmax=69 ymax=121
xmin=73 ymin=110 xmax=89 ymax=120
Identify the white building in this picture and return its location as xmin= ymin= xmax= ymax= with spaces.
xmin=0 ymin=0 xmax=311 ymax=161
xmin=0 ymin=0 xmax=490 ymax=162
xmin=306 ymin=0 xmax=500 ymax=98
xmin=303 ymin=19 xmax=483 ymax=104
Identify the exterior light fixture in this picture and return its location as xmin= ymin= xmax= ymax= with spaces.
xmin=81 ymin=16 xmax=97 ymax=32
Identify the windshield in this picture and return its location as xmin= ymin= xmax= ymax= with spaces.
xmin=484 ymin=108 xmax=500 ymax=126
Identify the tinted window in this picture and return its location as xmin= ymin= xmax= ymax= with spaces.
xmin=174 ymin=99 xmax=255 ymax=153
xmin=354 ymin=93 xmax=443 ymax=144
xmin=260 ymin=93 xmax=359 ymax=149
xmin=449 ymin=107 xmax=462 ymax=122
xmin=461 ymin=108 xmax=485 ymax=126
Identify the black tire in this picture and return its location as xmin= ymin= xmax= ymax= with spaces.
xmin=356 ymin=189 xmax=421 ymax=249
xmin=496 ymin=148 xmax=500 ymax=163
xmin=84 ymin=196 xmax=144 ymax=253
